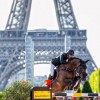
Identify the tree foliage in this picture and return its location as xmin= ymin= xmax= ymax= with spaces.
xmin=3 ymin=81 xmax=33 ymax=100
xmin=77 ymin=68 xmax=100 ymax=93
xmin=82 ymin=81 xmax=92 ymax=93
xmin=89 ymin=68 xmax=100 ymax=93
xmin=0 ymin=92 xmax=4 ymax=100
xmin=76 ymin=69 xmax=100 ymax=100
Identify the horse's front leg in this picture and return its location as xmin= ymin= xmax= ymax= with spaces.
xmin=51 ymin=80 xmax=64 ymax=93
xmin=74 ymin=79 xmax=81 ymax=90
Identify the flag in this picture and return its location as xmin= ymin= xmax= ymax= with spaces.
xmin=45 ymin=80 xmax=52 ymax=86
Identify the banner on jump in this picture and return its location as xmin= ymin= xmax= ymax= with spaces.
xmin=30 ymin=86 xmax=52 ymax=100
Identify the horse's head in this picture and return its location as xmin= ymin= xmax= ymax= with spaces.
xmin=75 ymin=59 xmax=88 ymax=81
xmin=69 ymin=57 xmax=89 ymax=81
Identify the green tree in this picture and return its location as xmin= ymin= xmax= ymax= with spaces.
xmin=89 ymin=68 xmax=100 ymax=92
xmin=0 ymin=92 xmax=4 ymax=100
xmin=82 ymin=81 xmax=92 ymax=93
xmin=77 ymin=81 xmax=92 ymax=100
xmin=76 ymin=69 xmax=100 ymax=100
xmin=3 ymin=81 xmax=33 ymax=100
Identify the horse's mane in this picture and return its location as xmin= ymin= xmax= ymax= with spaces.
xmin=68 ymin=57 xmax=88 ymax=69
xmin=68 ymin=57 xmax=82 ymax=63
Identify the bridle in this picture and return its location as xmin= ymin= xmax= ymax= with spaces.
xmin=75 ymin=59 xmax=87 ymax=76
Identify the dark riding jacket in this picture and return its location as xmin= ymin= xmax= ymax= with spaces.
xmin=52 ymin=53 xmax=68 ymax=66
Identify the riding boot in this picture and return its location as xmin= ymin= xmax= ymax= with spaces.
xmin=48 ymin=74 xmax=53 ymax=80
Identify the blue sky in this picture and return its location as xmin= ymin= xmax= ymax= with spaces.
xmin=0 ymin=0 xmax=100 ymax=76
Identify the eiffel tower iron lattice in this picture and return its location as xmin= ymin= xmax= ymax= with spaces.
xmin=0 ymin=0 xmax=97 ymax=91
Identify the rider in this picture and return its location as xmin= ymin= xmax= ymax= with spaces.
xmin=48 ymin=49 xmax=74 ymax=80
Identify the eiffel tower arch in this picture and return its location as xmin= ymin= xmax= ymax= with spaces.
xmin=0 ymin=0 xmax=97 ymax=91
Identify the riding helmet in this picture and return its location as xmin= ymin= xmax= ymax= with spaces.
xmin=67 ymin=49 xmax=74 ymax=56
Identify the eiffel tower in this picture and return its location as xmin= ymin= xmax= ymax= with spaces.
xmin=0 ymin=0 xmax=97 ymax=91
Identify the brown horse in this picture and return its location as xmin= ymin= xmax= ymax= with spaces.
xmin=50 ymin=57 xmax=88 ymax=93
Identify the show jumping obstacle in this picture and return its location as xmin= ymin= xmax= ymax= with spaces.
xmin=53 ymin=92 xmax=100 ymax=97
xmin=30 ymin=86 xmax=100 ymax=100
